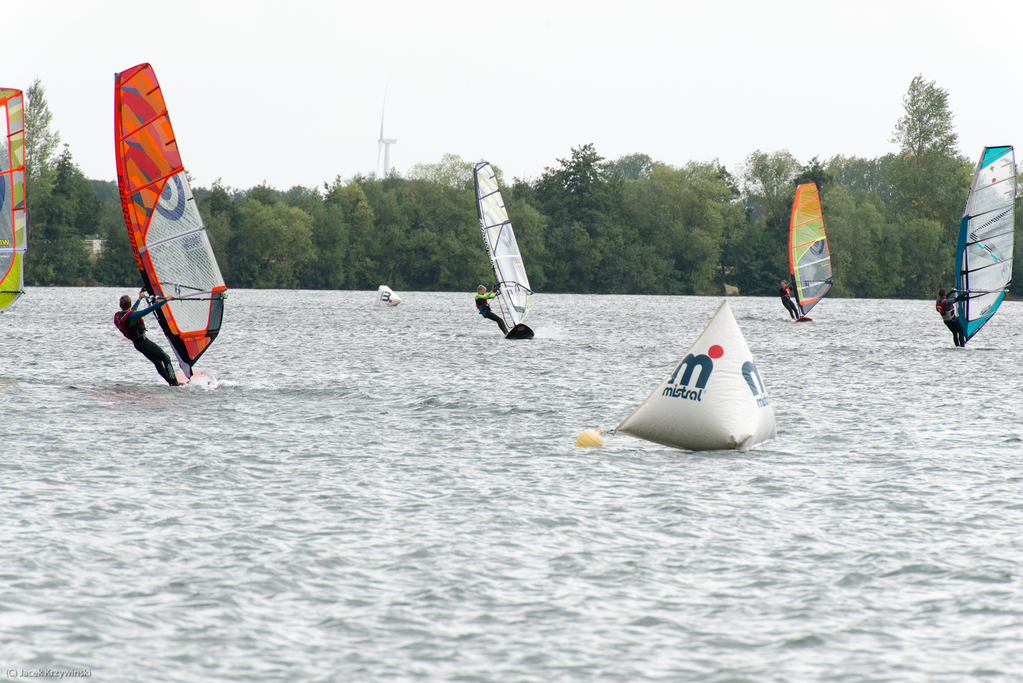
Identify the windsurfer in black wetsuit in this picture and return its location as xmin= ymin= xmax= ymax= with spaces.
xmin=114 ymin=291 xmax=180 ymax=385
xmin=475 ymin=284 xmax=508 ymax=335
xmin=779 ymin=280 xmax=801 ymax=320
xmin=935 ymin=287 xmax=967 ymax=347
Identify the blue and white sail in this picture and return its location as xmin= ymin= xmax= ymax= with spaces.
xmin=955 ymin=146 xmax=1015 ymax=343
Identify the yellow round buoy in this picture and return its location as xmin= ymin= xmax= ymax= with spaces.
xmin=575 ymin=428 xmax=603 ymax=447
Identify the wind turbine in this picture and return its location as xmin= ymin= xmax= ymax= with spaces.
xmin=377 ymin=90 xmax=397 ymax=178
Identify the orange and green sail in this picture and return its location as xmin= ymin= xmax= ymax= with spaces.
xmin=0 ymin=88 xmax=26 ymax=313
xmin=788 ymin=182 xmax=832 ymax=316
xmin=114 ymin=64 xmax=226 ymax=376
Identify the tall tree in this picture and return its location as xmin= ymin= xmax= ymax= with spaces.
xmin=891 ymin=75 xmax=958 ymax=172
xmin=886 ymin=74 xmax=972 ymax=283
xmin=24 ymin=146 xmax=92 ymax=285
xmin=24 ymin=78 xmax=60 ymax=183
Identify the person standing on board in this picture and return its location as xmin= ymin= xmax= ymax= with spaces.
xmin=475 ymin=284 xmax=508 ymax=335
xmin=779 ymin=280 xmax=801 ymax=320
xmin=115 ymin=291 xmax=180 ymax=385
xmin=935 ymin=288 xmax=967 ymax=347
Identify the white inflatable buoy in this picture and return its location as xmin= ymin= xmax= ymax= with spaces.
xmin=616 ymin=300 xmax=776 ymax=451
xmin=575 ymin=428 xmax=603 ymax=447
xmin=374 ymin=284 xmax=401 ymax=307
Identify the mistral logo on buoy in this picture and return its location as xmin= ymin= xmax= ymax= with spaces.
xmin=742 ymin=361 xmax=769 ymax=408
xmin=662 ymin=345 xmax=723 ymax=401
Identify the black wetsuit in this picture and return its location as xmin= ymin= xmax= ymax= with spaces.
xmin=115 ymin=299 xmax=180 ymax=385
xmin=780 ymin=287 xmax=800 ymax=320
xmin=475 ymin=291 xmax=508 ymax=335
xmin=935 ymin=293 xmax=967 ymax=347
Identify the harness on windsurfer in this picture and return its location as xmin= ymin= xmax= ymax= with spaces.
xmin=475 ymin=284 xmax=508 ymax=335
xmin=935 ymin=288 xmax=967 ymax=347
xmin=115 ymin=291 xmax=180 ymax=385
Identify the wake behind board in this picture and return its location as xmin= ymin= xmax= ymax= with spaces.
xmin=505 ymin=323 xmax=534 ymax=340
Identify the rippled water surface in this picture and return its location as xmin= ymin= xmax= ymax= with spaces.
xmin=2 ymin=288 xmax=1022 ymax=682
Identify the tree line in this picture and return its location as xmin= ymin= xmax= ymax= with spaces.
xmin=19 ymin=75 xmax=1023 ymax=299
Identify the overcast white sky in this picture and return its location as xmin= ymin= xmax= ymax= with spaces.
xmin=8 ymin=0 xmax=1022 ymax=191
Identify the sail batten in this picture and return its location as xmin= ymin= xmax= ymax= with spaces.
xmin=956 ymin=146 xmax=1015 ymax=343
xmin=115 ymin=64 xmax=226 ymax=377
xmin=788 ymin=183 xmax=832 ymax=317
xmin=473 ymin=161 xmax=533 ymax=337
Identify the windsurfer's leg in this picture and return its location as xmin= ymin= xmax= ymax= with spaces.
xmin=133 ymin=337 xmax=180 ymax=385
xmin=944 ymin=319 xmax=964 ymax=347
xmin=484 ymin=309 xmax=508 ymax=335
xmin=782 ymin=298 xmax=797 ymax=319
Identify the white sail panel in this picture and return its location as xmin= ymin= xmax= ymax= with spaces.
xmin=956 ymin=146 xmax=1014 ymax=342
xmin=617 ymin=300 xmax=776 ymax=451
xmin=473 ymin=162 xmax=531 ymax=328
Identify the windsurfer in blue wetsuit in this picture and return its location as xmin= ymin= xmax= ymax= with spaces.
xmin=115 ymin=291 xmax=180 ymax=385
xmin=475 ymin=284 xmax=508 ymax=335
xmin=935 ymin=287 xmax=967 ymax=347
xmin=779 ymin=280 xmax=801 ymax=320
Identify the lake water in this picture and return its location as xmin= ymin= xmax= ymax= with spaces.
xmin=2 ymin=288 xmax=1022 ymax=682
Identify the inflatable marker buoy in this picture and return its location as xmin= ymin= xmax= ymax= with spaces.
xmin=575 ymin=428 xmax=603 ymax=447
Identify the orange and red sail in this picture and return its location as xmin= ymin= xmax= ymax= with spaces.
xmin=115 ymin=64 xmax=226 ymax=375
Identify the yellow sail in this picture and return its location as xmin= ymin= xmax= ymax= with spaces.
xmin=0 ymin=88 xmax=26 ymax=312
xmin=788 ymin=183 xmax=832 ymax=315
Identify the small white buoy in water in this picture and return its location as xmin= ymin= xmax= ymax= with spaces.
xmin=575 ymin=428 xmax=603 ymax=447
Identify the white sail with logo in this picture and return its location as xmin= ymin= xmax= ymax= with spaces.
xmin=616 ymin=300 xmax=776 ymax=451
xmin=374 ymin=284 xmax=401 ymax=307
xmin=473 ymin=161 xmax=534 ymax=339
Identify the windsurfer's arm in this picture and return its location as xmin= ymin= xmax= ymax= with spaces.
xmin=126 ymin=296 xmax=175 ymax=321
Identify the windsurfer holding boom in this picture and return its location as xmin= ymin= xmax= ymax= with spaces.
xmin=475 ymin=284 xmax=508 ymax=335
xmin=935 ymin=287 xmax=967 ymax=347
xmin=114 ymin=291 xmax=180 ymax=385
xmin=779 ymin=280 xmax=801 ymax=320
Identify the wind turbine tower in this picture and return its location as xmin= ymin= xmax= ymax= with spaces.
xmin=377 ymin=94 xmax=397 ymax=178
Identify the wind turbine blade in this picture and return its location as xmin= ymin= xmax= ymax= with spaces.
xmin=376 ymin=141 xmax=383 ymax=177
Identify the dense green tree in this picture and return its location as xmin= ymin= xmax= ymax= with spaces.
xmin=408 ymin=153 xmax=477 ymax=190
xmin=739 ymin=149 xmax=801 ymax=289
xmin=622 ymin=162 xmax=740 ymax=294
xmin=93 ymin=201 xmax=138 ymax=286
xmin=821 ymin=186 xmax=903 ymax=298
xmin=897 ymin=217 xmax=950 ymax=297
xmin=609 ymin=153 xmax=655 ymax=181
xmin=24 ymin=147 xmax=98 ymax=285
xmin=826 ymin=155 xmax=895 ymax=204
xmin=228 ymin=198 xmax=314 ymax=288
xmin=534 ymin=144 xmax=626 ymax=292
